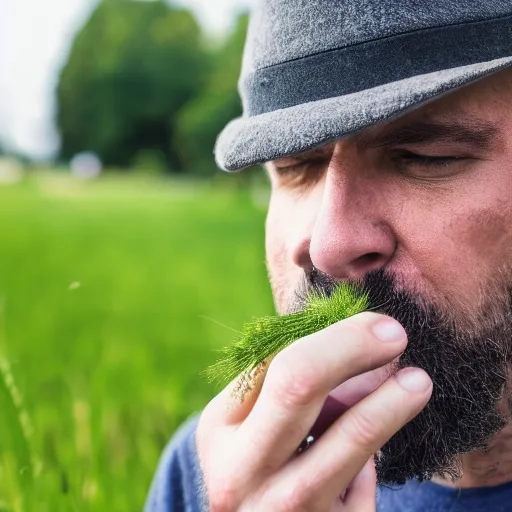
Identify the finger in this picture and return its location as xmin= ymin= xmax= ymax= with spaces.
xmin=311 ymin=366 xmax=391 ymax=440
xmin=272 ymin=367 xmax=432 ymax=508
xmin=237 ymin=313 xmax=408 ymax=473
xmin=340 ymin=458 xmax=377 ymax=511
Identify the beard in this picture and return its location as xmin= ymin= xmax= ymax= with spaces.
xmin=293 ymin=268 xmax=512 ymax=485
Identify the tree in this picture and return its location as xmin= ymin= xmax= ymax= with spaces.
xmin=57 ymin=0 xmax=207 ymax=171
xmin=174 ymin=14 xmax=248 ymax=176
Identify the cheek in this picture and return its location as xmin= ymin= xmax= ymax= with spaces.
xmin=446 ymin=208 xmax=512 ymax=320
xmin=265 ymin=192 xmax=315 ymax=313
xmin=394 ymin=199 xmax=512 ymax=318
xmin=265 ymin=198 xmax=294 ymax=312
xmin=455 ymin=208 xmax=512 ymax=297
xmin=457 ymin=161 xmax=512 ymax=271
xmin=461 ymin=207 xmax=512 ymax=264
xmin=265 ymin=214 xmax=286 ymax=285
xmin=265 ymin=194 xmax=286 ymax=269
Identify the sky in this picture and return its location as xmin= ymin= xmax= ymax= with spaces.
xmin=0 ymin=0 xmax=254 ymax=160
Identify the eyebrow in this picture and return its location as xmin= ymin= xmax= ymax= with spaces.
xmin=272 ymin=144 xmax=335 ymax=165
xmin=356 ymin=121 xmax=501 ymax=152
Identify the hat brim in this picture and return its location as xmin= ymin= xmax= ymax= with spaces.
xmin=215 ymin=57 xmax=512 ymax=171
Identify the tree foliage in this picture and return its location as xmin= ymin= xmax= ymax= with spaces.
xmin=174 ymin=15 xmax=249 ymax=176
xmin=57 ymin=0 xmax=207 ymax=170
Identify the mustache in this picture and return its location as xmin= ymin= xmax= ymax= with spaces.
xmin=292 ymin=267 xmax=341 ymax=312
xmin=294 ymin=266 xmax=512 ymax=484
xmin=305 ymin=267 xmax=342 ymax=297
xmin=297 ymin=265 xmax=512 ymax=332
xmin=295 ymin=267 xmax=408 ymax=316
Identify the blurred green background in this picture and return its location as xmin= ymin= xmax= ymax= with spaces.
xmin=0 ymin=0 xmax=274 ymax=510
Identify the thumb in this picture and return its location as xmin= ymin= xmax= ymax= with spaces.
xmin=223 ymin=356 xmax=276 ymax=425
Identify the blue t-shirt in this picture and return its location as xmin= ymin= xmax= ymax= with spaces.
xmin=145 ymin=415 xmax=512 ymax=512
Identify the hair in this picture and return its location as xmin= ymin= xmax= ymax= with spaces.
xmin=301 ymin=267 xmax=512 ymax=484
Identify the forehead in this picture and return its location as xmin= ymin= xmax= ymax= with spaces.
xmin=271 ymin=69 xmax=512 ymax=164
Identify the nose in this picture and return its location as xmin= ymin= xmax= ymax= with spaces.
xmin=305 ymin=152 xmax=396 ymax=280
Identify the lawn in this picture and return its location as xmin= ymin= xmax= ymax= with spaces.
xmin=0 ymin=172 xmax=274 ymax=511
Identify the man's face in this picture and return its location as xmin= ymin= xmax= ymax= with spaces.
xmin=266 ymin=69 xmax=512 ymax=322
xmin=264 ymin=69 xmax=512 ymax=483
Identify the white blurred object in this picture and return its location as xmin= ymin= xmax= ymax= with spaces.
xmin=70 ymin=152 xmax=102 ymax=179
xmin=0 ymin=157 xmax=24 ymax=184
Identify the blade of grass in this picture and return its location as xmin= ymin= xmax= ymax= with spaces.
xmin=0 ymin=355 xmax=35 ymax=509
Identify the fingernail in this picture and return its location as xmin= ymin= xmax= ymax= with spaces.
xmin=395 ymin=368 xmax=432 ymax=392
xmin=372 ymin=318 xmax=406 ymax=343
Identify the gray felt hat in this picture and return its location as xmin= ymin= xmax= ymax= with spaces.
xmin=215 ymin=0 xmax=512 ymax=171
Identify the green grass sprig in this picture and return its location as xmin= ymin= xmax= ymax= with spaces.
xmin=206 ymin=283 xmax=369 ymax=389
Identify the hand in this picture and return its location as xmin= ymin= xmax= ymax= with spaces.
xmin=197 ymin=312 xmax=432 ymax=511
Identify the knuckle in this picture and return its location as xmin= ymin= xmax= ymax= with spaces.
xmin=261 ymin=476 xmax=324 ymax=512
xmin=343 ymin=317 xmax=372 ymax=346
xmin=267 ymin=354 xmax=320 ymax=408
xmin=207 ymin=478 xmax=238 ymax=512
xmin=328 ymin=319 xmax=369 ymax=354
xmin=339 ymin=408 xmax=382 ymax=450
xmin=334 ymin=321 xmax=372 ymax=359
xmin=336 ymin=319 xmax=384 ymax=367
xmin=267 ymin=491 xmax=313 ymax=512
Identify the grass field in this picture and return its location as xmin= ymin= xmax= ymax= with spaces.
xmin=0 ymin=172 xmax=274 ymax=511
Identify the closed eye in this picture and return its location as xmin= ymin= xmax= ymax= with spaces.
xmin=272 ymin=158 xmax=328 ymax=190
xmin=392 ymin=150 xmax=473 ymax=179
xmin=397 ymin=151 xmax=465 ymax=166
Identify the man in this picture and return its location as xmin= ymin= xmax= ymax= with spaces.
xmin=145 ymin=1 xmax=512 ymax=510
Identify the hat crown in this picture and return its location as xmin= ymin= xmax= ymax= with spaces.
xmin=242 ymin=0 xmax=512 ymax=76
xmin=216 ymin=0 xmax=512 ymax=171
